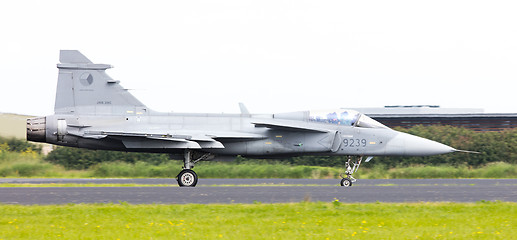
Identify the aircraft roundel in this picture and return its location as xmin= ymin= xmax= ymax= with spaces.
xmin=80 ymin=73 xmax=94 ymax=86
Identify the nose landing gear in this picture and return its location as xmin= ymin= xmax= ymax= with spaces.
xmin=340 ymin=156 xmax=372 ymax=187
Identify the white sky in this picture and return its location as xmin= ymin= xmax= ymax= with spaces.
xmin=1 ymin=0 xmax=517 ymax=116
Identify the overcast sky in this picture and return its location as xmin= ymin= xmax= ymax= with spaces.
xmin=1 ymin=0 xmax=516 ymax=116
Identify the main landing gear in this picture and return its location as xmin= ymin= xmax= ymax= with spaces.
xmin=176 ymin=150 xmax=213 ymax=187
xmin=340 ymin=156 xmax=372 ymax=188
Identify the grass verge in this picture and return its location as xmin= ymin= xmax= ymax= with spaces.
xmin=2 ymin=151 xmax=517 ymax=178
xmin=358 ymin=162 xmax=517 ymax=179
xmin=0 ymin=201 xmax=515 ymax=239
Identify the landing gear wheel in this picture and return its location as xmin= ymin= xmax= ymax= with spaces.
xmin=177 ymin=169 xmax=198 ymax=187
xmin=340 ymin=178 xmax=352 ymax=187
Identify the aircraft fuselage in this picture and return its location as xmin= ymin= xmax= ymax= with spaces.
xmin=26 ymin=50 xmax=461 ymax=187
xmin=30 ymin=111 xmax=453 ymax=158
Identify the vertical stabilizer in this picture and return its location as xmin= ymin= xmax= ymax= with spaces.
xmin=55 ymin=50 xmax=147 ymax=115
xmin=60 ymin=50 xmax=92 ymax=64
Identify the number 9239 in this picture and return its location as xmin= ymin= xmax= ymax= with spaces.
xmin=342 ymin=139 xmax=367 ymax=147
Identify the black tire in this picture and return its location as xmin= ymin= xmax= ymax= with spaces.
xmin=340 ymin=178 xmax=352 ymax=187
xmin=177 ymin=169 xmax=198 ymax=187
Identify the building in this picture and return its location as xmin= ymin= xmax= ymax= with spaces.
xmin=351 ymin=105 xmax=517 ymax=131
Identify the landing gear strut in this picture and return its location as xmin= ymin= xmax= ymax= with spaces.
xmin=340 ymin=156 xmax=364 ymax=187
xmin=176 ymin=150 xmax=212 ymax=187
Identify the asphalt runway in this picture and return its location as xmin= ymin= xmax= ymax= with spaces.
xmin=0 ymin=178 xmax=516 ymax=205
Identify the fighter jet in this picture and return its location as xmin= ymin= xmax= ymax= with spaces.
xmin=27 ymin=50 xmax=465 ymax=187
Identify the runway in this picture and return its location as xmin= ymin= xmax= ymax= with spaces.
xmin=1 ymin=179 xmax=516 ymax=205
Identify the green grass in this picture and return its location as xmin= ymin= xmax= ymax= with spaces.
xmin=90 ymin=160 xmax=342 ymax=179
xmin=47 ymin=159 xmax=517 ymax=179
xmin=357 ymin=162 xmax=517 ymax=179
xmin=0 ymin=201 xmax=515 ymax=239
xmin=2 ymin=151 xmax=517 ymax=179
xmin=0 ymin=151 xmax=86 ymax=178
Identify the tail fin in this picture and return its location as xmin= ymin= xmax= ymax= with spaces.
xmin=55 ymin=50 xmax=147 ymax=115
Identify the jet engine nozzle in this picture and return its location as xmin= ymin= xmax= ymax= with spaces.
xmin=26 ymin=117 xmax=46 ymax=143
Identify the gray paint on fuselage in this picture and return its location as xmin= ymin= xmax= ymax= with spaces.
xmin=46 ymin=111 xmax=403 ymax=158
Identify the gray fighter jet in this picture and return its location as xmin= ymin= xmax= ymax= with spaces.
xmin=27 ymin=50 xmax=467 ymax=187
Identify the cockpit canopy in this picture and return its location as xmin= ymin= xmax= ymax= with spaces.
xmin=309 ymin=109 xmax=388 ymax=129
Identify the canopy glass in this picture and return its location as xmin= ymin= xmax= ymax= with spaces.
xmin=309 ymin=109 xmax=388 ymax=129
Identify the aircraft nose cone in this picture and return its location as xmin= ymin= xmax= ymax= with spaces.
xmin=386 ymin=132 xmax=456 ymax=156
